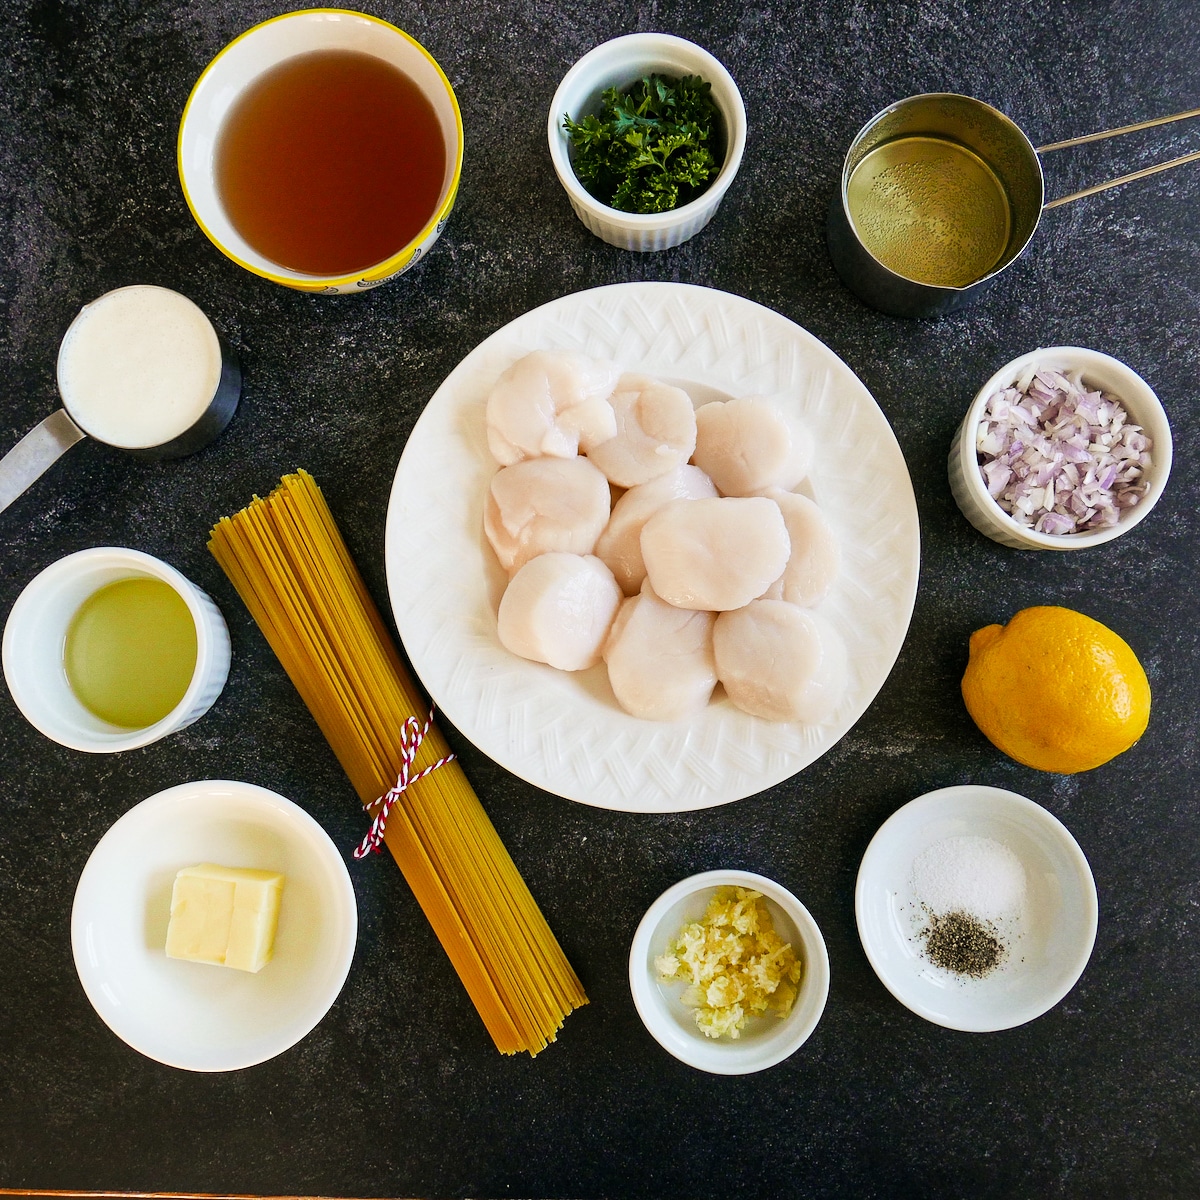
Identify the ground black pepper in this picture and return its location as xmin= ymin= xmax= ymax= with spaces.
xmin=920 ymin=908 xmax=1005 ymax=978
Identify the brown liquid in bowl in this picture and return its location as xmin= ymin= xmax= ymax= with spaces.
xmin=215 ymin=49 xmax=446 ymax=276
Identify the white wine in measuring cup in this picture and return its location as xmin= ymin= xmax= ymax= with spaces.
xmin=845 ymin=135 xmax=1013 ymax=289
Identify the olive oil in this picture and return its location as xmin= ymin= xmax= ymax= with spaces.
xmin=846 ymin=136 xmax=1012 ymax=288
xmin=64 ymin=578 xmax=198 ymax=728
xmin=215 ymin=49 xmax=446 ymax=276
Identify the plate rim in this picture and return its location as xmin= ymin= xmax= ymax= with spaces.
xmin=70 ymin=778 xmax=358 ymax=1072
xmin=385 ymin=281 xmax=920 ymax=812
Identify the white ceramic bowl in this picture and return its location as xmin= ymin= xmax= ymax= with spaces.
xmin=629 ymin=869 xmax=829 ymax=1073
xmin=179 ymin=9 xmax=463 ymax=293
xmin=2 ymin=547 xmax=230 ymax=752
xmin=855 ymin=785 xmax=1098 ymax=1032
xmin=547 ymin=33 xmax=747 ymax=252
xmin=949 ymin=346 xmax=1172 ymax=550
xmin=71 ymin=780 xmax=357 ymax=1071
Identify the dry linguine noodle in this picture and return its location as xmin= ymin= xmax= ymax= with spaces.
xmin=208 ymin=469 xmax=586 ymax=1055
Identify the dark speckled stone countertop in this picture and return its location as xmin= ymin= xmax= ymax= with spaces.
xmin=2 ymin=2 xmax=1198 ymax=1197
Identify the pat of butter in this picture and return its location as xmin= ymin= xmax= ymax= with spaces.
xmin=165 ymin=862 xmax=284 ymax=973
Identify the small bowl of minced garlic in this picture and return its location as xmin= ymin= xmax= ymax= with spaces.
xmin=628 ymin=869 xmax=829 ymax=1074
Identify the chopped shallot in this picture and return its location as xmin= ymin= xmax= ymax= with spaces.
xmin=976 ymin=366 xmax=1152 ymax=534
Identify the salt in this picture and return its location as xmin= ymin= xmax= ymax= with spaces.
xmin=911 ymin=835 xmax=1026 ymax=921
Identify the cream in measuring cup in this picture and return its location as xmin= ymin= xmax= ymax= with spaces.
xmin=0 ymin=284 xmax=240 ymax=514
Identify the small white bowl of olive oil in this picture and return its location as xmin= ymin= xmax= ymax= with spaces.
xmin=2 ymin=547 xmax=230 ymax=752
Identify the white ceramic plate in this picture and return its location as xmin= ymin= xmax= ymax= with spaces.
xmin=71 ymin=780 xmax=357 ymax=1071
xmin=386 ymin=282 xmax=919 ymax=811
xmin=855 ymin=785 xmax=1098 ymax=1032
xmin=629 ymin=870 xmax=830 ymax=1074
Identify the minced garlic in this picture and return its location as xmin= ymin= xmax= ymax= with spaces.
xmin=654 ymin=886 xmax=802 ymax=1039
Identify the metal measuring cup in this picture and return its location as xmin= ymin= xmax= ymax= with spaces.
xmin=0 ymin=285 xmax=240 ymax=515
xmin=828 ymin=93 xmax=1200 ymax=318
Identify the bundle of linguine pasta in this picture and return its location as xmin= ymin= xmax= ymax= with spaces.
xmin=209 ymin=470 xmax=586 ymax=1055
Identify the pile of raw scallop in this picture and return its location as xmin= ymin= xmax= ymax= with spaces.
xmin=483 ymin=350 xmax=846 ymax=725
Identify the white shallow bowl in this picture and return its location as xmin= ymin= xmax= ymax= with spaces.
xmin=547 ymin=33 xmax=747 ymax=252
xmin=629 ymin=870 xmax=829 ymax=1074
xmin=72 ymin=780 xmax=357 ymax=1071
xmin=949 ymin=346 xmax=1172 ymax=550
xmin=855 ymin=785 xmax=1098 ymax=1032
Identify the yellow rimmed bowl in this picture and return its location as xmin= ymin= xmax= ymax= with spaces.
xmin=178 ymin=9 xmax=463 ymax=294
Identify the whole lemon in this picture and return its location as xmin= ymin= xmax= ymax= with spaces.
xmin=961 ymin=605 xmax=1151 ymax=773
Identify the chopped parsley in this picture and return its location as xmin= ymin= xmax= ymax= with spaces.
xmin=562 ymin=74 xmax=722 ymax=214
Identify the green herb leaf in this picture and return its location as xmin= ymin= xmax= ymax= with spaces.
xmin=562 ymin=73 xmax=722 ymax=216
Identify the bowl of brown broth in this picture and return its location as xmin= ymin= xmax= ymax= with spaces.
xmin=178 ymin=10 xmax=463 ymax=293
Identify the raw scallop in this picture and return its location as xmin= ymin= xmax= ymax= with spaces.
xmin=485 ymin=350 xmax=620 ymax=465
xmin=641 ymin=496 xmax=790 ymax=612
xmin=587 ymin=373 xmax=697 ymax=488
xmin=693 ymin=396 xmax=813 ymax=496
xmin=484 ymin=456 xmax=611 ymax=575
xmin=496 ymin=553 xmax=622 ymax=671
xmin=594 ymin=464 xmax=718 ymax=595
xmin=713 ymin=600 xmax=848 ymax=723
xmin=759 ymin=489 xmax=841 ymax=607
xmin=603 ymin=583 xmax=717 ymax=721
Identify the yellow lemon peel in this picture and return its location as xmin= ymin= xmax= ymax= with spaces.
xmin=961 ymin=605 xmax=1150 ymax=774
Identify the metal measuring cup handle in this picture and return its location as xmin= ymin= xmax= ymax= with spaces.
xmin=0 ymin=409 xmax=88 ymax=515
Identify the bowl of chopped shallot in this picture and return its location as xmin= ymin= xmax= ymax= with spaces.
xmin=949 ymin=346 xmax=1173 ymax=550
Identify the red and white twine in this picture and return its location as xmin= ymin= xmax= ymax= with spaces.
xmin=354 ymin=709 xmax=456 ymax=859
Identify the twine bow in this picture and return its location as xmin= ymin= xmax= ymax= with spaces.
xmin=354 ymin=708 xmax=456 ymax=859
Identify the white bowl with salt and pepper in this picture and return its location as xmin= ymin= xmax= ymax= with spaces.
xmin=855 ymin=785 xmax=1098 ymax=1032
xmin=949 ymin=346 xmax=1172 ymax=550
xmin=547 ymin=33 xmax=747 ymax=252
xmin=629 ymin=869 xmax=829 ymax=1074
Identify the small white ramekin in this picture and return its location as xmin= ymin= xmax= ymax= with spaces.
xmin=3 ymin=548 xmax=231 ymax=752
xmin=547 ymin=33 xmax=747 ymax=252
xmin=629 ymin=869 xmax=829 ymax=1074
xmin=949 ymin=346 xmax=1173 ymax=550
